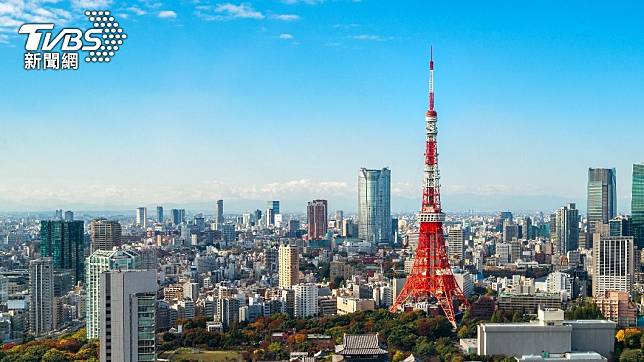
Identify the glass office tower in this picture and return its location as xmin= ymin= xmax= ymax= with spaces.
xmin=358 ymin=167 xmax=391 ymax=244
xmin=587 ymin=168 xmax=617 ymax=236
xmin=39 ymin=220 xmax=85 ymax=282
xmin=632 ymin=163 xmax=644 ymax=249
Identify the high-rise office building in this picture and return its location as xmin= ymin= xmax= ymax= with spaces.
xmin=358 ymin=167 xmax=391 ymax=244
xmin=253 ymin=209 xmax=262 ymax=225
xmin=502 ymin=220 xmax=519 ymax=242
xmin=632 ymin=163 xmax=644 ymax=249
xmin=136 ymin=207 xmax=147 ymax=228
xmin=335 ymin=210 xmax=344 ymax=223
xmin=307 ymin=200 xmax=328 ymax=240
xmin=609 ymin=216 xmax=632 ymax=237
xmin=523 ymin=217 xmax=533 ymax=240
xmin=592 ymin=236 xmax=634 ymax=297
xmin=553 ymin=203 xmax=580 ymax=254
xmin=156 ymin=206 xmax=164 ymax=223
xmin=216 ymin=297 xmax=240 ymax=331
xmin=40 ymin=220 xmax=85 ymax=282
xmin=28 ymin=258 xmax=54 ymax=336
xmin=587 ymin=168 xmax=617 ymax=238
xmin=215 ymin=200 xmax=224 ymax=225
xmin=288 ymin=219 xmax=301 ymax=238
xmin=90 ymin=219 xmax=122 ymax=252
xmin=499 ymin=211 xmax=513 ymax=232
xmin=448 ymin=225 xmax=464 ymax=263
xmin=86 ymin=249 xmax=140 ymax=339
xmin=100 ymin=270 xmax=156 ymax=362
xmin=278 ymin=244 xmax=299 ymax=289
xmin=266 ymin=201 xmax=280 ymax=226
xmin=294 ymin=283 xmax=318 ymax=318
xmin=171 ymin=209 xmax=181 ymax=225
xmin=222 ymin=224 xmax=236 ymax=246
xmin=64 ymin=210 xmax=74 ymax=221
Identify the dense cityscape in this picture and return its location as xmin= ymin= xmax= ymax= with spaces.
xmin=2 ymin=57 xmax=644 ymax=361
xmin=0 ymin=162 xmax=643 ymax=362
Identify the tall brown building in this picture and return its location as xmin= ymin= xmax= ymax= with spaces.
xmin=307 ymin=199 xmax=328 ymax=240
xmin=90 ymin=219 xmax=122 ymax=252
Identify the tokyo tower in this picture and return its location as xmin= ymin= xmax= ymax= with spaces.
xmin=389 ymin=49 xmax=469 ymax=327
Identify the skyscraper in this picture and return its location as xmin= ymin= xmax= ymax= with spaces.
xmin=358 ymin=167 xmax=391 ymax=244
xmin=278 ymin=244 xmax=299 ymax=289
xmin=171 ymin=209 xmax=181 ymax=225
xmin=40 ymin=220 xmax=85 ymax=282
xmin=156 ymin=206 xmax=164 ymax=223
xmin=90 ymin=219 xmax=122 ymax=252
xmin=307 ymin=200 xmax=328 ymax=240
xmin=64 ymin=210 xmax=74 ymax=221
xmin=553 ymin=203 xmax=580 ymax=254
xmin=592 ymin=236 xmax=634 ymax=297
xmin=86 ymin=249 xmax=140 ymax=339
xmin=215 ymin=200 xmax=224 ymax=225
xmin=136 ymin=207 xmax=147 ymax=228
xmin=609 ymin=216 xmax=632 ymax=237
xmin=587 ymin=168 xmax=617 ymax=237
xmin=29 ymin=258 xmax=54 ymax=336
xmin=222 ymin=224 xmax=236 ymax=246
xmin=632 ymin=163 xmax=644 ymax=249
xmin=99 ymin=269 xmax=156 ymax=362
xmin=266 ymin=201 xmax=280 ymax=226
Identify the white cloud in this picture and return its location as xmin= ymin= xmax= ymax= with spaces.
xmin=281 ymin=0 xmax=324 ymax=4
xmin=270 ymin=13 xmax=299 ymax=21
xmin=0 ymin=34 xmax=10 ymax=44
xmin=69 ymin=0 xmax=113 ymax=10
xmin=0 ymin=0 xmax=73 ymax=37
xmin=0 ymin=16 xmax=22 ymax=27
xmin=127 ymin=6 xmax=146 ymax=16
xmin=0 ymin=179 xmax=354 ymax=209
xmin=278 ymin=33 xmax=293 ymax=40
xmin=200 ymin=3 xmax=264 ymax=20
xmin=351 ymin=34 xmax=392 ymax=41
xmin=158 ymin=10 xmax=177 ymax=19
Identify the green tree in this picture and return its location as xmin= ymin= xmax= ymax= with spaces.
xmin=391 ymin=350 xmax=406 ymax=362
xmin=511 ymin=310 xmax=522 ymax=322
xmin=41 ymin=348 xmax=69 ymax=362
xmin=19 ymin=344 xmax=50 ymax=362
xmin=490 ymin=310 xmax=505 ymax=323
xmin=620 ymin=348 xmax=642 ymax=362
xmin=414 ymin=336 xmax=434 ymax=357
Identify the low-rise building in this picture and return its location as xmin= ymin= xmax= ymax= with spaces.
xmin=477 ymin=307 xmax=615 ymax=359
xmin=594 ymin=290 xmax=637 ymax=327
xmin=336 ymin=296 xmax=375 ymax=315
xmin=335 ymin=333 xmax=388 ymax=362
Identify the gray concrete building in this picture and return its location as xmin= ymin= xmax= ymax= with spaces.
xmin=99 ymin=269 xmax=157 ymax=362
xmin=477 ymin=308 xmax=615 ymax=359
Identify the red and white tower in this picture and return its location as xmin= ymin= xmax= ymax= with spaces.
xmin=390 ymin=49 xmax=469 ymax=327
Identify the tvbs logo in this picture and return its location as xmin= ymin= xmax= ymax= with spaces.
xmin=18 ymin=10 xmax=127 ymax=71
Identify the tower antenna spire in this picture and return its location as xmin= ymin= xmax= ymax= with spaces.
xmin=429 ymin=46 xmax=434 ymax=112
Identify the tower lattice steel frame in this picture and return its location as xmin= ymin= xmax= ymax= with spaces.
xmin=389 ymin=49 xmax=469 ymax=327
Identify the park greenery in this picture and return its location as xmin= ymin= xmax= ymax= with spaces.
xmin=161 ymin=309 xmax=525 ymax=361
xmin=0 ymin=328 xmax=98 ymax=362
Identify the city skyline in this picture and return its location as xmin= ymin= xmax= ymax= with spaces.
xmin=1 ymin=1 xmax=644 ymax=212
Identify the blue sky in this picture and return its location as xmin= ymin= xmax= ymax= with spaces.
xmin=0 ymin=0 xmax=643 ymax=213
